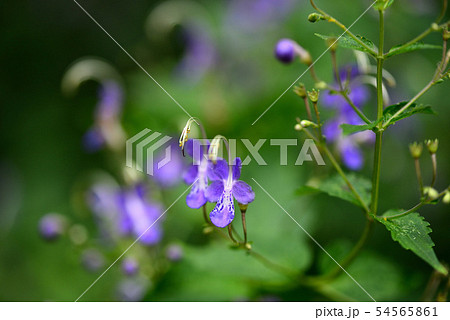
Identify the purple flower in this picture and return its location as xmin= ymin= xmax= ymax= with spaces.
xmin=38 ymin=213 xmax=65 ymax=241
xmin=82 ymin=81 xmax=123 ymax=152
xmin=153 ymin=142 xmax=185 ymax=188
xmin=116 ymin=277 xmax=149 ymax=302
xmin=81 ymin=248 xmax=105 ymax=272
xmin=205 ymin=158 xmax=255 ymax=228
xmin=117 ymin=185 xmax=163 ymax=246
xmin=121 ymin=257 xmax=139 ymax=276
xmin=175 ymin=23 xmax=216 ymax=83
xmin=183 ymin=139 xmax=211 ymax=209
xmin=321 ymin=65 xmax=374 ymax=170
xmin=166 ymin=244 xmax=183 ymax=262
xmin=226 ymin=0 xmax=294 ymax=32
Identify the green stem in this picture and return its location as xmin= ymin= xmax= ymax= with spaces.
xmin=385 ymin=202 xmax=425 ymax=220
xmin=370 ymin=9 xmax=385 ymax=216
xmin=415 ymin=158 xmax=424 ymax=197
xmin=302 ymin=128 xmax=370 ymax=213
xmin=309 ymin=0 xmax=377 ymax=57
xmin=331 ymin=50 xmax=371 ymax=124
xmin=384 ymin=38 xmax=448 ymax=128
xmin=314 ymin=218 xmax=374 ymax=281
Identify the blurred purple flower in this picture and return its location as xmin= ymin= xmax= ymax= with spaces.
xmin=121 ymin=257 xmax=139 ymax=276
xmin=206 ymin=158 xmax=255 ymax=228
xmin=116 ymin=277 xmax=149 ymax=302
xmin=83 ymin=80 xmax=123 ymax=152
xmin=226 ymin=0 xmax=294 ymax=32
xmin=175 ymin=23 xmax=216 ymax=83
xmin=183 ymin=139 xmax=211 ymax=209
xmin=274 ymin=39 xmax=296 ymax=64
xmin=166 ymin=244 xmax=183 ymax=262
xmin=81 ymin=248 xmax=105 ymax=273
xmin=153 ymin=142 xmax=185 ymax=188
xmin=38 ymin=213 xmax=65 ymax=241
xmin=117 ymin=185 xmax=163 ymax=246
xmin=322 ymin=65 xmax=374 ymax=170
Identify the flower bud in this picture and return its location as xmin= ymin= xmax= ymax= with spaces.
xmin=294 ymin=123 xmax=303 ymax=131
xmin=431 ymin=23 xmax=440 ymax=31
xmin=274 ymin=39 xmax=312 ymax=65
xmin=300 ymin=120 xmax=317 ymax=128
xmin=443 ymin=191 xmax=450 ymax=204
xmin=38 ymin=213 xmax=66 ymax=241
xmin=121 ymin=257 xmax=139 ymax=276
xmin=293 ymin=83 xmax=307 ymax=98
xmin=424 ymin=186 xmax=439 ymax=200
xmin=308 ymin=13 xmax=324 ymax=23
xmin=425 ymin=139 xmax=439 ymax=154
xmin=409 ymin=142 xmax=423 ymax=159
xmin=307 ymin=89 xmax=320 ymax=103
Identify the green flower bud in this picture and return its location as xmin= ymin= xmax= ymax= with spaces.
xmin=307 ymin=89 xmax=320 ymax=103
xmin=425 ymin=139 xmax=439 ymax=154
xmin=409 ymin=142 xmax=423 ymax=159
xmin=300 ymin=120 xmax=318 ymax=128
xmin=294 ymin=123 xmax=303 ymax=131
xmin=443 ymin=191 xmax=450 ymax=204
xmin=308 ymin=13 xmax=324 ymax=23
xmin=315 ymin=81 xmax=328 ymax=90
xmin=424 ymin=186 xmax=439 ymax=200
xmin=326 ymin=37 xmax=339 ymax=52
xmin=293 ymin=83 xmax=307 ymax=98
xmin=431 ymin=23 xmax=440 ymax=31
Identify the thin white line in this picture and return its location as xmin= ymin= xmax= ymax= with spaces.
xmin=251 ymin=1 xmax=377 ymax=126
xmin=72 ymin=0 xmax=192 ymax=118
xmin=74 ymin=181 xmax=196 ymax=302
xmin=251 ymin=178 xmax=377 ymax=302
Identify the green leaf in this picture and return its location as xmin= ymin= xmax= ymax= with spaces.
xmin=296 ymin=174 xmax=371 ymax=208
xmin=382 ymin=101 xmax=436 ymax=127
xmin=340 ymin=122 xmax=377 ymax=135
xmin=376 ymin=212 xmax=447 ymax=275
xmin=386 ymin=42 xmax=441 ymax=58
xmin=315 ymin=33 xmax=376 ymax=55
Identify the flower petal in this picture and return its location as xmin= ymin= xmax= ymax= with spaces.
xmin=208 ymin=159 xmax=229 ymax=181
xmin=340 ymin=140 xmax=364 ymax=171
xmin=205 ymin=180 xmax=225 ymax=202
xmin=184 ymin=139 xmax=209 ymax=163
xmin=183 ymin=165 xmax=198 ymax=184
xmin=209 ymin=190 xmax=235 ymax=228
xmin=232 ymin=157 xmax=242 ymax=180
xmin=232 ymin=180 xmax=255 ymax=204
xmin=186 ymin=179 xmax=207 ymax=209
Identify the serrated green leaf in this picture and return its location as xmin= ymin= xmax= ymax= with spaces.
xmin=315 ymin=33 xmax=376 ymax=55
xmin=382 ymin=101 xmax=436 ymax=127
xmin=376 ymin=211 xmax=447 ymax=275
xmin=340 ymin=122 xmax=377 ymax=135
xmin=296 ymin=174 xmax=371 ymax=208
xmin=386 ymin=42 xmax=442 ymax=58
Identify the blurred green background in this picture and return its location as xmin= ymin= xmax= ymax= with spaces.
xmin=0 ymin=0 xmax=449 ymax=301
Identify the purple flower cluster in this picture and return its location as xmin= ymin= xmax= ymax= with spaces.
xmin=183 ymin=139 xmax=255 ymax=228
xmin=88 ymin=182 xmax=164 ymax=246
xmin=322 ymin=65 xmax=374 ymax=170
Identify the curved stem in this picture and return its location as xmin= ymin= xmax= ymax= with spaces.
xmin=302 ymin=128 xmax=370 ymax=213
xmin=330 ymin=50 xmax=372 ymax=124
xmin=309 ymin=0 xmax=377 ymax=57
xmin=384 ymin=202 xmax=425 ymax=220
xmin=312 ymin=218 xmax=374 ymax=282
xmin=383 ymin=39 xmax=448 ymax=128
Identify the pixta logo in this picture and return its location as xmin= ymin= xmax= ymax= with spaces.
xmin=126 ymin=129 xmax=172 ymax=176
